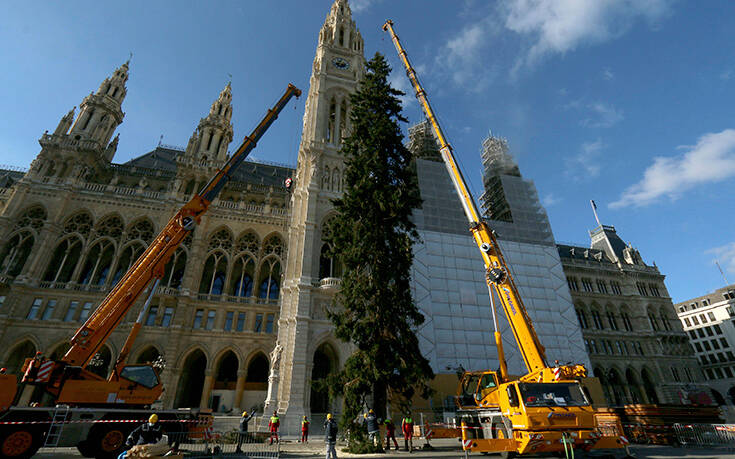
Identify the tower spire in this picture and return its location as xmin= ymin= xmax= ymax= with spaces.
xmin=183 ymin=82 xmax=234 ymax=163
xmin=68 ymin=61 xmax=128 ymax=149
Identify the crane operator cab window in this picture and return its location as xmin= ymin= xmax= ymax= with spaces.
xmin=459 ymin=373 xmax=481 ymax=407
xmin=518 ymin=382 xmax=589 ymax=407
xmin=478 ymin=372 xmax=498 ymax=400
xmin=120 ymin=365 xmax=159 ymax=389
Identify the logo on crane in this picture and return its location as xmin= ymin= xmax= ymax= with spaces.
xmin=501 ymin=287 xmax=517 ymax=316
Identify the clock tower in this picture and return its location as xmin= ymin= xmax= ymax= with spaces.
xmin=268 ymin=0 xmax=365 ymax=431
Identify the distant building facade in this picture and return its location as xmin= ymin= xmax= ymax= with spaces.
xmin=674 ymin=284 xmax=735 ymax=404
xmin=560 ymin=225 xmax=708 ymax=406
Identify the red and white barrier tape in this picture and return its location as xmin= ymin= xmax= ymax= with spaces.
xmin=0 ymin=419 xmax=207 ymax=425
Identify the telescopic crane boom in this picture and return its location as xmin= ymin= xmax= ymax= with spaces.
xmin=382 ymin=19 xmax=549 ymax=381
xmin=383 ymin=21 xmax=624 ymax=457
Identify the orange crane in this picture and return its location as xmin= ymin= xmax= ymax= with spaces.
xmin=383 ymin=20 xmax=626 ymax=458
xmin=0 ymin=83 xmax=301 ymax=459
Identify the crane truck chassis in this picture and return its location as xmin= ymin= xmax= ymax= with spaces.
xmin=382 ymin=20 xmax=627 ymax=457
xmin=0 ymin=83 xmax=301 ymax=459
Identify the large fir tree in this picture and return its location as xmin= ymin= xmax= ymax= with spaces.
xmin=322 ymin=53 xmax=434 ymax=439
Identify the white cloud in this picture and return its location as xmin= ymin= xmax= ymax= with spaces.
xmin=568 ymin=139 xmax=604 ymax=178
xmin=350 ymin=0 xmax=378 ymax=13
xmin=602 ymin=68 xmax=615 ymax=80
xmin=503 ymin=0 xmax=671 ymax=69
xmin=542 ymin=193 xmax=561 ymax=207
xmin=611 ymin=129 xmax=735 ymax=208
xmin=580 ymin=102 xmax=624 ymax=128
xmin=388 ymin=67 xmax=416 ymax=109
xmin=707 ymin=242 xmax=735 ymax=276
xmin=435 ymin=17 xmax=500 ymax=92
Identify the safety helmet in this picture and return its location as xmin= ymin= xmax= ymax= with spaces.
xmin=242 ymin=411 xmax=248 ymax=417
xmin=149 ymin=414 xmax=159 ymax=423
xmin=363 ymin=413 xmax=367 ymax=418
xmin=327 ymin=413 xmax=333 ymax=420
xmin=0 ymin=367 xmax=6 ymax=372
xmin=369 ymin=409 xmax=374 ymax=414
xmin=35 ymin=351 xmax=42 ymax=356
xmin=303 ymin=416 xmax=307 ymax=420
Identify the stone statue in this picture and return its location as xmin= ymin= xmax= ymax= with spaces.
xmin=269 ymin=342 xmax=283 ymax=377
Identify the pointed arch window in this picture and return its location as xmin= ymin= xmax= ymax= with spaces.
xmin=235 ymin=232 xmax=260 ymax=255
xmin=79 ymin=239 xmax=116 ymax=285
xmin=82 ymin=108 xmax=96 ymax=130
xmin=63 ymin=212 xmax=93 ymax=238
xmin=44 ymin=237 xmax=83 ymax=283
xmin=339 ymin=27 xmax=345 ymax=46
xmin=93 ymin=215 xmax=124 ymax=241
xmin=339 ymin=99 xmax=348 ymax=142
xmin=126 ymin=219 xmax=154 ymax=244
xmin=258 ymin=258 xmax=281 ymax=299
xmin=200 ymin=252 xmax=228 ymax=295
xmin=163 ymin=247 xmax=187 ymax=289
xmin=111 ymin=242 xmax=145 ymax=286
xmin=15 ymin=206 xmax=46 ymax=232
xmin=319 ymin=243 xmax=342 ymax=279
xmin=0 ymin=231 xmax=34 ymax=277
xmin=326 ymin=98 xmax=336 ymax=143
xmin=230 ymin=256 xmax=255 ymax=297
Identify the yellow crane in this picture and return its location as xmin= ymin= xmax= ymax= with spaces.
xmin=383 ymin=20 xmax=625 ymax=457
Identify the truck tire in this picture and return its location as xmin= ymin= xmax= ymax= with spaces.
xmin=0 ymin=426 xmax=43 ymax=459
xmin=87 ymin=424 xmax=130 ymax=459
xmin=490 ymin=420 xmax=516 ymax=459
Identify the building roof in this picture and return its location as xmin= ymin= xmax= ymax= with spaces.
xmin=556 ymin=243 xmax=615 ymax=264
xmin=122 ymin=145 xmax=295 ymax=187
xmin=674 ymin=283 xmax=735 ymax=308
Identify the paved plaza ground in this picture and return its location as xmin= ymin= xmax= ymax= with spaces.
xmin=34 ymin=437 xmax=735 ymax=458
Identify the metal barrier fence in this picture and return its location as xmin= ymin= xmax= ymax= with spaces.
xmin=166 ymin=430 xmax=279 ymax=458
xmin=673 ymin=424 xmax=735 ymax=448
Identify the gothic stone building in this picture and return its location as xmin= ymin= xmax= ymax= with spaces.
xmin=0 ymin=62 xmax=291 ymax=412
xmin=560 ymin=224 xmax=709 ymax=406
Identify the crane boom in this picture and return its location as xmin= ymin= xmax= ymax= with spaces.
xmin=382 ymin=20 xmax=548 ymax=376
xmin=63 ymin=83 xmax=302 ymax=368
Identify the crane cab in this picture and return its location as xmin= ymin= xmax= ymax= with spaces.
xmin=457 ymin=371 xmax=500 ymax=410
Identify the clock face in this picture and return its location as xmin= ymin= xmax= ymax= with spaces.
xmin=332 ymin=57 xmax=350 ymax=70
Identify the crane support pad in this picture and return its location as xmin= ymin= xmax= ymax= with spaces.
xmin=462 ymin=438 xmax=517 ymax=452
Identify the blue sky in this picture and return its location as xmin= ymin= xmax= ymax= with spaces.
xmin=1 ymin=0 xmax=733 ymax=302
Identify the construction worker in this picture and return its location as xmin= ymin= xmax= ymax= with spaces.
xmin=125 ymin=414 xmax=163 ymax=449
xmin=324 ymin=413 xmax=338 ymax=459
xmin=401 ymin=412 xmax=414 ymax=452
xmin=268 ymin=410 xmax=280 ymax=445
xmin=364 ymin=409 xmax=380 ymax=447
xmin=236 ymin=410 xmax=256 ymax=453
xmin=384 ymin=418 xmax=398 ymax=451
xmin=301 ymin=415 xmax=310 ymax=443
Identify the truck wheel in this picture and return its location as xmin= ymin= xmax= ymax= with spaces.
xmin=88 ymin=425 xmax=129 ymax=459
xmin=0 ymin=427 xmax=43 ymax=459
xmin=490 ymin=420 xmax=516 ymax=459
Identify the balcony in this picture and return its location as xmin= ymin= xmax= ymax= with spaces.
xmin=319 ymin=277 xmax=341 ymax=290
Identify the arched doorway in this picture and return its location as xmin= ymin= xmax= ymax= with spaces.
xmin=712 ymin=390 xmax=726 ymax=406
xmin=593 ymin=367 xmax=613 ymax=406
xmin=135 ymin=346 xmax=161 ymax=365
xmin=641 ymin=368 xmax=659 ymax=404
xmin=4 ymin=341 xmax=37 ymax=375
xmin=213 ymin=351 xmax=239 ymax=413
xmin=245 ymin=354 xmax=268 ymax=384
xmin=728 ymin=386 xmax=735 ymax=405
xmin=310 ymin=343 xmax=338 ymax=414
xmin=174 ymin=350 xmax=207 ymax=408
xmin=607 ymin=369 xmax=625 ymax=406
xmin=625 ymin=368 xmax=643 ymax=404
